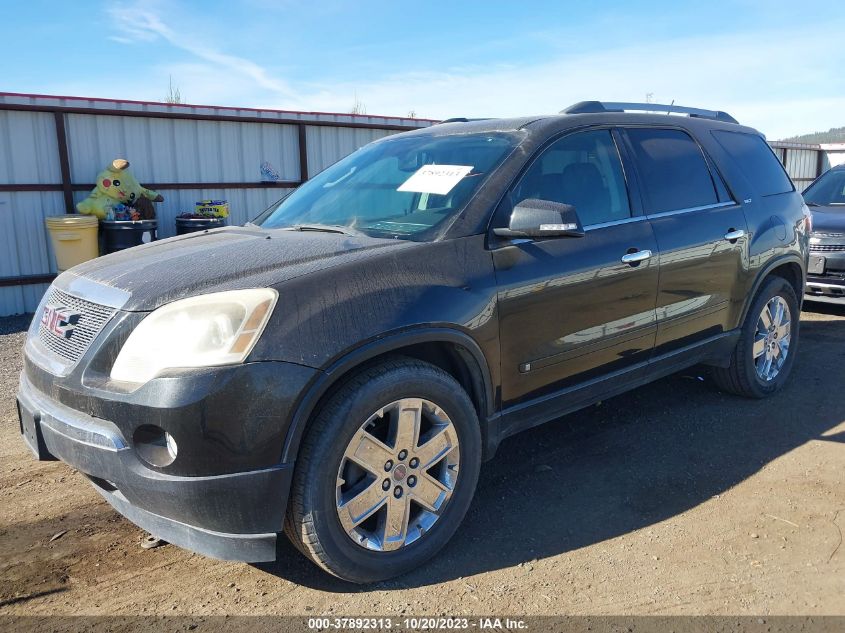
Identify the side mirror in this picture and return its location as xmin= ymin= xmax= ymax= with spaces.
xmin=493 ymin=199 xmax=585 ymax=239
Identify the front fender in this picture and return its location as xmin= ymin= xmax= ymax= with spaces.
xmin=280 ymin=326 xmax=496 ymax=464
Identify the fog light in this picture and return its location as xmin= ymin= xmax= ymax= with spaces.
xmin=133 ymin=425 xmax=178 ymax=467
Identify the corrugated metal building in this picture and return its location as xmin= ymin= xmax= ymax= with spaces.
xmin=768 ymin=141 xmax=829 ymax=192
xmin=0 ymin=92 xmax=435 ymax=316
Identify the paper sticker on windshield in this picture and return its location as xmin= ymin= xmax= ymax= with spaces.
xmin=398 ymin=165 xmax=473 ymax=195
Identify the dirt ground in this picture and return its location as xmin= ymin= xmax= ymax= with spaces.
xmin=1 ymin=304 xmax=843 ymax=617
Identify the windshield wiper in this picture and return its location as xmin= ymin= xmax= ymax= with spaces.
xmin=287 ymin=223 xmax=366 ymax=236
xmin=805 ymin=202 xmax=822 ymax=207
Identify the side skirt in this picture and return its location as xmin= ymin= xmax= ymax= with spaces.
xmin=483 ymin=330 xmax=740 ymax=458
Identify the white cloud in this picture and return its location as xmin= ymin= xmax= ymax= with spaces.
xmin=93 ymin=3 xmax=845 ymax=138
xmin=107 ymin=2 xmax=297 ymax=99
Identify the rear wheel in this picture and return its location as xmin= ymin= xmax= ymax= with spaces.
xmin=712 ymin=276 xmax=800 ymax=398
xmin=284 ymin=357 xmax=481 ymax=583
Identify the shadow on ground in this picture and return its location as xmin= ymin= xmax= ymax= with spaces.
xmin=255 ymin=307 xmax=845 ymax=591
xmin=0 ymin=314 xmax=31 ymax=336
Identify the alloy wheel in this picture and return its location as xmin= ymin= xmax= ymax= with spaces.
xmin=753 ymin=295 xmax=791 ymax=381
xmin=335 ymin=398 xmax=460 ymax=552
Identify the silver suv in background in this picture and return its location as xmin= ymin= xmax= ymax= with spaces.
xmin=803 ymin=165 xmax=845 ymax=303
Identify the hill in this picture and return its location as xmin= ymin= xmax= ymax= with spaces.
xmin=780 ymin=126 xmax=845 ymax=144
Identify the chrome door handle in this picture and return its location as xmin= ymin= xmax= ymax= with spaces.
xmin=621 ymin=249 xmax=653 ymax=265
xmin=724 ymin=229 xmax=746 ymax=241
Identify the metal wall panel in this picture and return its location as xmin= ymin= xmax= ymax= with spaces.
xmin=0 ymin=110 xmax=61 ymax=184
xmin=0 ymin=191 xmax=66 ymax=314
xmin=0 ymin=93 xmax=429 ymax=128
xmin=785 ymin=148 xmax=819 ymax=191
xmin=66 ymin=115 xmax=301 ymax=183
xmin=785 ymin=148 xmax=817 ymax=180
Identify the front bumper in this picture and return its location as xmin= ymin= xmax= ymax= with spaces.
xmin=17 ymin=371 xmax=293 ymax=562
xmin=805 ymin=276 xmax=845 ymax=304
xmin=805 ymin=239 xmax=845 ymax=303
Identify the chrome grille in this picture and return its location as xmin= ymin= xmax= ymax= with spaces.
xmin=810 ymin=244 xmax=845 ymax=252
xmin=37 ymin=287 xmax=116 ymax=364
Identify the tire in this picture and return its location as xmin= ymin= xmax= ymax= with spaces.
xmin=284 ymin=357 xmax=482 ymax=583
xmin=711 ymin=276 xmax=800 ymax=398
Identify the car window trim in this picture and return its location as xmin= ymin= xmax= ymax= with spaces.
xmin=583 ymin=215 xmax=646 ymax=231
xmin=585 ymin=200 xmax=740 ymax=228
xmin=644 ymin=200 xmax=738 ymax=220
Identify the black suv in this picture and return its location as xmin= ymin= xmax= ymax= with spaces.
xmin=18 ymin=101 xmax=809 ymax=583
xmin=803 ymin=164 xmax=845 ymax=303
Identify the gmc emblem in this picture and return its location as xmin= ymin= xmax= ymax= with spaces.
xmin=41 ymin=304 xmax=81 ymax=339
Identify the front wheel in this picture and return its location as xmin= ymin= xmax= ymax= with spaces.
xmin=284 ymin=357 xmax=481 ymax=583
xmin=712 ymin=276 xmax=800 ymax=398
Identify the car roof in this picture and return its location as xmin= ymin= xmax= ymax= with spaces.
xmin=403 ymin=110 xmax=762 ymax=140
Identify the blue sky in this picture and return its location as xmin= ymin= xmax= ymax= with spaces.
xmin=2 ymin=0 xmax=844 ymax=138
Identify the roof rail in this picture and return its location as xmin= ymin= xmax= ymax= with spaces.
xmin=562 ymin=101 xmax=739 ymax=124
xmin=438 ymin=117 xmax=493 ymax=124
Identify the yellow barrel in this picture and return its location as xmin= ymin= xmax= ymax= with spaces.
xmin=45 ymin=214 xmax=99 ymax=272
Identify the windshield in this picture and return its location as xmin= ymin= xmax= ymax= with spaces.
xmin=254 ymin=132 xmax=518 ymax=239
xmin=804 ymin=169 xmax=845 ymax=206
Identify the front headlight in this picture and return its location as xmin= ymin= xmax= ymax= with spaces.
xmin=110 ymin=289 xmax=278 ymax=385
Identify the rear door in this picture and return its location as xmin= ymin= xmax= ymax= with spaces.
xmin=620 ymin=127 xmax=748 ymax=355
xmin=492 ymin=128 xmax=659 ymax=407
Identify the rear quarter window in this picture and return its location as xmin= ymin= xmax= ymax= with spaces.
xmin=711 ymin=130 xmax=794 ymax=196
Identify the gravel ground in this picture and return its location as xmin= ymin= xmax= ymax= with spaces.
xmin=1 ymin=304 xmax=843 ymax=617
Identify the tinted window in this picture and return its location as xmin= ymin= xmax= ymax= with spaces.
xmin=626 ymin=128 xmax=718 ymax=213
xmin=803 ymin=169 xmax=845 ymax=205
xmin=712 ymin=130 xmax=793 ymax=196
xmin=703 ymin=153 xmax=734 ymax=202
xmin=511 ymin=129 xmax=631 ymax=226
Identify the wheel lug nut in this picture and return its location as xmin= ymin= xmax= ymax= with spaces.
xmin=394 ymin=486 xmax=403 ymax=498
xmin=398 ymin=449 xmax=408 ymax=460
xmin=382 ymin=479 xmax=391 ymax=491
xmin=409 ymin=457 xmax=419 ymax=469
xmin=407 ymin=475 xmax=417 ymax=487
xmin=384 ymin=460 xmax=393 ymax=472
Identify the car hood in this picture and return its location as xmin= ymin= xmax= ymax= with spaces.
xmin=810 ymin=206 xmax=845 ymax=234
xmin=58 ymin=226 xmax=416 ymax=311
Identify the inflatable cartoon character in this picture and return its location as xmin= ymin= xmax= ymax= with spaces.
xmin=76 ymin=159 xmax=163 ymax=220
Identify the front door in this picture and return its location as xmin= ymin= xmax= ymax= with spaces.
xmin=492 ymin=128 xmax=659 ymax=408
xmin=620 ymin=127 xmax=749 ymax=355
